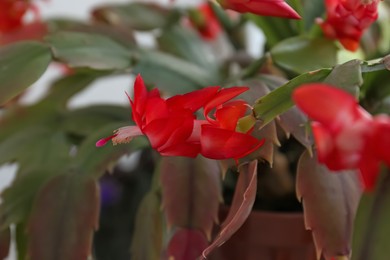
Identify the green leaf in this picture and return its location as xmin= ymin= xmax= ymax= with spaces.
xmin=15 ymin=222 xmax=28 ymax=260
xmin=44 ymin=71 xmax=101 ymax=108
xmin=130 ymin=192 xmax=164 ymax=260
xmin=92 ymin=2 xmax=180 ymax=31
xmin=271 ymin=36 xmax=338 ymax=74
xmin=253 ymin=69 xmax=331 ymax=127
xmin=76 ymin=122 xmax=149 ymax=177
xmin=27 ymin=174 xmax=99 ymax=260
xmin=159 ymin=156 xmax=221 ymax=240
xmin=46 ymin=31 xmax=132 ymax=70
xmin=297 ymin=150 xmax=362 ymax=259
xmin=247 ymin=14 xmax=299 ymax=48
xmin=0 ymin=41 xmax=51 ymax=105
xmin=323 ymin=59 xmax=363 ymax=96
xmin=157 ymin=26 xmax=218 ymax=71
xmin=61 ymin=105 xmax=129 ymax=137
xmin=201 ymin=160 xmax=258 ymax=259
xmin=133 ymin=50 xmax=218 ymax=93
xmin=352 ymin=171 xmax=390 ymax=260
xmin=302 ymin=0 xmax=325 ymax=31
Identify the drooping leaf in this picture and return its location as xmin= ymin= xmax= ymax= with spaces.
xmin=92 ymin=2 xmax=180 ymax=31
xmin=46 ymin=31 xmax=132 ymax=70
xmin=159 ymin=156 xmax=221 ymax=240
xmin=323 ymin=59 xmax=363 ymax=96
xmin=0 ymin=41 xmax=51 ymax=105
xmin=15 ymin=222 xmax=28 ymax=260
xmin=0 ymin=227 xmax=10 ymax=260
xmin=76 ymin=123 xmax=148 ymax=177
xmin=271 ymin=36 xmax=338 ymax=74
xmin=297 ymin=150 xmax=362 ymax=259
xmin=201 ymin=160 xmax=258 ymax=259
xmin=253 ymin=68 xmax=331 ymax=128
xmin=130 ymin=192 xmax=164 ymax=260
xmin=27 ymin=174 xmax=100 ymax=260
xmin=167 ymin=228 xmax=208 ymax=260
xmin=352 ymin=171 xmax=390 ymax=260
xmin=133 ymin=50 xmax=218 ymax=93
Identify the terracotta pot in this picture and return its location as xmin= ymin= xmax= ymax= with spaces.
xmin=209 ymin=210 xmax=316 ymax=260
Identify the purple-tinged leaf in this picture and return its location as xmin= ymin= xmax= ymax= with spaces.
xmin=0 ymin=227 xmax=10 ymax=259
xmin=297 ymin=150 xmax=362 ymax=259
xmin=27 ymin=174 xmax=100 ymax=260
xmin=166 ymin=228 xmax=208 ymax=260
xmin=201 ymin=160 xmax=258 ymax=259
xmin=277 ymin=106 xmax=313 ymax=151
xmin=160 ymin=156 xmax=221 ymax=240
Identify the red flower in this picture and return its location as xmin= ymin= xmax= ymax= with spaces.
xmin=188 ymin=3 xmax=222 ymax=40
xmin=293 ymin=83 xmax=390 ymax=190
xmin=217 ymin=0 xmax=301 ymax=19
xmin=0 ymin=0 xmax=35 ymax=33
xmin=317 ymin=0 xmax=380 ymax=51
xmin=97 ymin=75 xmax=264 ymax=161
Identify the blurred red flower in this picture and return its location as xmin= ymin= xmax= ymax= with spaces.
xmin=317 ymin=0 xmax=380 ymax=51
xmin=293 ymin=83 xmax=390 ymax=190
xmin=97 ymin=75 xmax=264 ymax=161
xmin=188 ymin=3 xmax=222 ymax=40
xmin=217 ymin=0 xmax=300 ymax=19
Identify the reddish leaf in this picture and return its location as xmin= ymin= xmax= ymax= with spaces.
xmin=201 ymin=160 xmax=258 ymax=259
xmin=297 ymin=150 xmax=362 ymax=259
xmin=166 ymin=228 xmax=208 ymax=260
xmin=277 ymin=106 xmax=313 ymax=151
xmin=160 ymin=156 xmax=221 ymax=240
xmin=0 ymin=227 xmax=10 ymax=259
xmin=27 ymin=174 xmax=100 ymax=260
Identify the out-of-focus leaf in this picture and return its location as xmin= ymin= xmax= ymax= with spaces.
xmin=62 ymin=105 xmax=129 ymax=137
xmin=271 ymin=36 xmax=338 ymax=74
xmin=76 ymin=123 xmax=148 ymax=177
xmin=277 ymin=106 xmax=313 ymax=150
xmin=201 ymin=160 xmax=258 ymax=259
xmin=167 ymin=228 xmax=208 ymax=260
xmin=302 ymin=0 xmax=324 ymax=31
xmin=0 ymin=131 xmax=70 ymax=228
xmin=0 ymin=227 xmax=10 ymax=259
xmin=324 ymin=59 xmax=363 ymax=96
xmin=253 ymin=68 xmax=331 ymax=128
xmin=27 ymin=174 xmax=99 ymax=260
xmin=296 ymin=150 xmax=362 ymax=259
xmin=159 ymin=156 xmax=221 ymax=240
xmin=352 ymin=171 xmax=390 ymax=260
xmin=15 ymin=222 xmax=28 ymax=260
xmin=44 ymin=71 xmax=102 ymax=108
xmin=46 ymin=32 xmax=132 ymax=70
xmin=0 ymin=41 xmax=51 ymax=105
xmin=133 ymin=50 xmax=218 ymax=93
xmin=157 ymin=26 xmax=218 ymax=70
xmin=130 ymin=192 xmax=163 ymax=260
xmin=92 ymin=2 xmax=180 ymax=31
xmin=247 ymin=14 xmax=299 ymax=48
xmin=47 ymin=19 xmax=136 ymax=47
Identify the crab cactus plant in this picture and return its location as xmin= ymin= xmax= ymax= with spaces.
xmin=0 ymin=0 xmax=389 ymax=260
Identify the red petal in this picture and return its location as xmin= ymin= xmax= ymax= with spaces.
xmin=132 ymin=75 xmax=148 ymax=117
xmin=223 ymin=0 xmax=301 ymax=19
xmin=166 ymin=86 xmax=220 ymax=112
xmin=204 ymin=87 xmax=249 ymax=121
xmin=160 ymin=142 xmax=201 ymax=158
xmin=200 ymin=125 xmax=264 ymax=160
xmin=143 ymin=96 xmax=169 ymax=125
xmin=215 ymin=100 xmax=248 ymax=130
xmin=293 ymin=84 xmax=360 ymax=132
xmin=311 ymin=122 xmax=333 ymax=164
